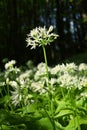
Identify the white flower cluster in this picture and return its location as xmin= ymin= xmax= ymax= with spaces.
xmin=79 ymin=63 xmax=87 ymax=71
xmin=26 ymin=26 xmax=58 ymax=49
xmin=81 ymin=92 xmax=87 ymax=98
xmin=10 ymin=70 xmax=35 ymax=106
xmin=5 ymin=60 xmax=16 ymax=69
xmin=10 ymin=80 xmax=31 ymax=106
xmin=4 ymin=60 xmax=20 ymax=80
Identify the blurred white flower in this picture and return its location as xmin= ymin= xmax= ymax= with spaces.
xmin=65 ymin=63 xmax=78 ymax=73
xmin=5 ymin=60 xmax=16 ymax=69
xmin=50 ymin=65 xmax=61 ymax=75
xmin=9 ymin=81 xmax=18 ymax=88
xmin=31 ymin=81 xmax=43 ymax=92
xmin=34 ymin=62 xmax=49 ymax=81
xmin=79 ymin=76 xmax=87 ymax=88
xmin=81 ymin=92 xmax=87 ymax=98
xmin=50 ymin=78 xmax=57 ymax=86
xmin=58 ymin=73 xmax=79 ymax=89
xmin=79 ymin=63 xmax=87 ymax=71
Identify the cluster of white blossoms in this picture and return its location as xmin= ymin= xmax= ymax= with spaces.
xmin=78 ymin=63 xmax=87 ymax=71
xmin=26 ymin=26 xmax=58 ymax=49
xmin=4 ymin=60 xmax=87 ymax=106
xmin=34 ymin=62 xmax=49 ymax=81
xmin=58 ymin=73 xmax=87 ymax=90
xmin=5 ymin=60 xmax=16 ymax=69
xmin=4 ymin=60 xmax=20 ymax=81
xmin=81 ymin=92 xmax=87 ymax=98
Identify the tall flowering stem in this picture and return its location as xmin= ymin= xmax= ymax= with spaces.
xmin=26 ymin=25 xmax=58 ymax=88
xmin=26 ymin=25 xmax=58 ymax=130
xmin=26 ymin=25 xmax=58 ymax=84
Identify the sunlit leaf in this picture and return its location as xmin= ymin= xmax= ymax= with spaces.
xmin=54 ymin=109 xmax=73 ymax=119
xmin=37 ymin=117 xmax=53 ymax=130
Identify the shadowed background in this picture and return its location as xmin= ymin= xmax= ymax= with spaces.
xmin=0 ymin=0 xmax=87 ymax=68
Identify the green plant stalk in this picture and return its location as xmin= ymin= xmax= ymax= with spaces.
xmin=43 ymin=107 xmax=55 ymax=129
xmin=3 ymin=85 xmax=7 ymax=95
xmin=42 ymin=45 xmax=56 ymax=130
xmin=6 ymin=84 xmax=14 ymax=111
xmin=51 ymin=99 xmax=56 ymax=130
xmin=43 ymin=105 xmax=56 ymax=130
xmin=68 ymin=89 xmax=81 ymax=130
xmin=76 ymin=116 xmax=81 ymax=130
xmin=42 ymin=45 xmax=49 ymax=82
xmin=60 ymin=87 xmax=65 ymax=98
xmin=7 ymin=84 xmax=10 ymax=96
xmin=0 ymin=90 xmax=3 ymax=97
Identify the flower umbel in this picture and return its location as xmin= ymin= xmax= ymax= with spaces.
xmin=26 ymin=26 xmax=58 ymax=49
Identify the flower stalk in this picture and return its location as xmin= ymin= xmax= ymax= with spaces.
xmin=26 ymin=25 xmax=58 ymax=130
xmin=42 ymin=45 xmax=49 ymax=82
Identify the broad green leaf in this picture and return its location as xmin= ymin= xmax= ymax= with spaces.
xmin=54 ymin=109 xmax=73 ymax=119
xmin=21 ymin=104 xmax=37 ymax=114
xmin=37 ymin=117 xmax=53 ymax=130
xmin=55 ymin=121 xmax=65 ymax=130
xmin=55 ymin=100 xmax=71 ymax=115
xmin=65 ymin=117 xmax=78 ymax=130
xmin=0 ymin=95 xmax=10 ymax=105
xmin=55 ymin=100 xmax=66 ymax=114
xmin=65 ymin=116 xmax=87 ymax=130
xmin=0 ymin=109 xmax=9 ymax=124
xmin=0 ymin=125 xmax=11 ymax=130
xmin=78 ymin=116 xmax=87 ymax=125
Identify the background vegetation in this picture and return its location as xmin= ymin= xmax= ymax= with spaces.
xmin=0 ymin=0 xmax=87 ymax=66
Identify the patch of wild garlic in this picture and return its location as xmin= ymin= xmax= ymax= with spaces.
xmin=4 ymin=60 xmax=20 ymax=80
xmin=9 ymin=61 xmax=87 ymax=107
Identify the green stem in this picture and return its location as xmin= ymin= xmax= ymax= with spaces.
xmin=3 ymin=85 xmax=7 ymax=95
xmin=42 ymin=45 xmax=56 ymax=130
xmin=76 ymin=116 xmax=81 ymax=130
xmin=60 ymin=87 xmax=65 ymax=98
xmin=7 ymin=84 xmax=10 ymax=95
xmin=51 ymin=99 xmax=56 ymax=130
xmin=42 ymin=45 xmax=49 ymax=81
xmin=44 ymin=107 xmax=56 ymax=130
xmin=0 ymin=90 xmax=3 ymax=97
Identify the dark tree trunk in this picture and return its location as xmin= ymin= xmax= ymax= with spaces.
xmin=32 ymin=0 xmax=40 ymax=27
xmin=56 ymin=0 xmax=64 ymax=36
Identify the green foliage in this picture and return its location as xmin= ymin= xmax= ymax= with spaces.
xmin=1 ymin=60 xmax=87 ymax=130
xmin=66 ymin=52 xmax=87 ymax=64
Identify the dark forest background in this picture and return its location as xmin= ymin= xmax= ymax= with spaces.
xmin=0 ymin=0 xmax=87 ymax=67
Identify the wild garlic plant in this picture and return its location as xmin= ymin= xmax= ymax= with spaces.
xmin=26 ymin=26 xmax=58 ymax=130
xmin=26 ymin=25 xmax=58 ymax=79
xmin=0 ymin=60 xmax=20 ymax=110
